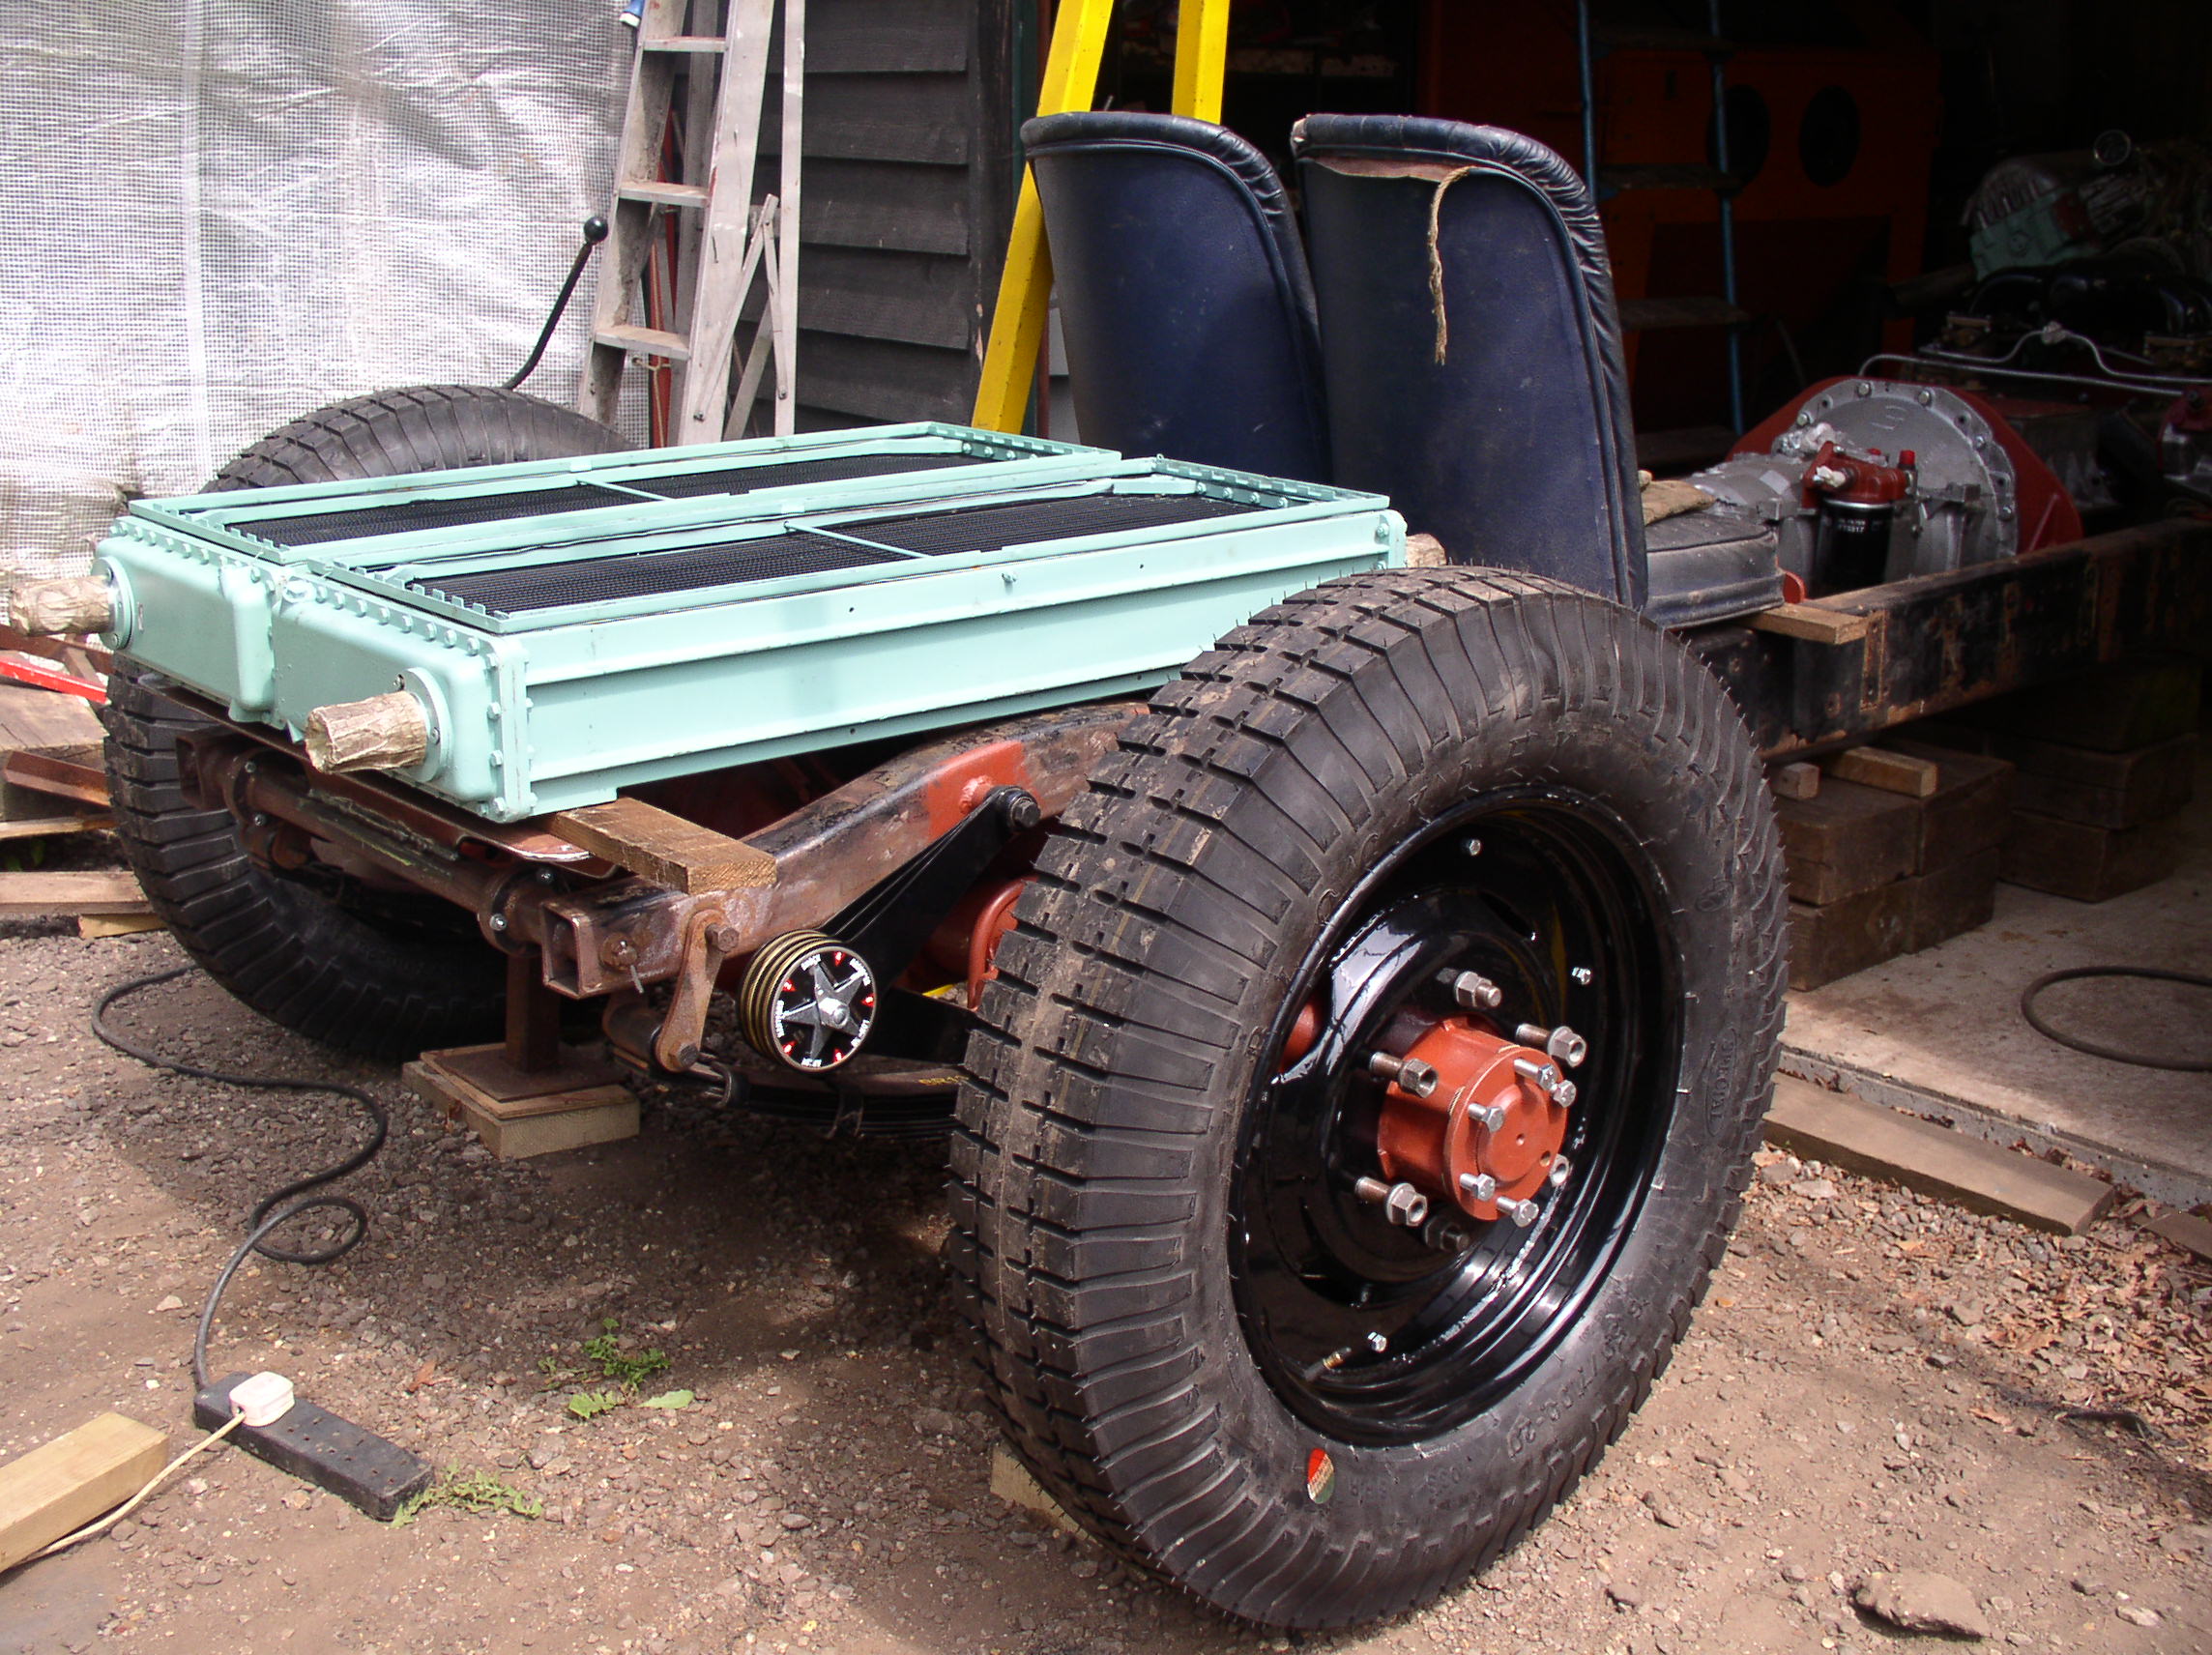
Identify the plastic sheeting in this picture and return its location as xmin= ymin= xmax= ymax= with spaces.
xmin=0 ymin=2 xmax=629 ymax=581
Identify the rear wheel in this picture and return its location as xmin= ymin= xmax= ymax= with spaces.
xmin=101 ymin=385 xmax=627 ymax=1059
xmin=951 ymin=568 xmax=1785 ymax=1627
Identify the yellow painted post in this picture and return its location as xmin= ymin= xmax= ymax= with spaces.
xmin=970 ymin=0 xmax=1116 ymax=432
xmin=1171 ymin=0 xmax=1233 ymax=123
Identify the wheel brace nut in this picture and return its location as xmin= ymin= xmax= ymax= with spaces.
xmin=1373 ymin=1014 xmax=1579 ymax=1226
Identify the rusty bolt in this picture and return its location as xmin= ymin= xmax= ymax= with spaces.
xmin=599 ymin=937 xmax=639 ymax=969
xmin=707 ymin=923 xmax=742 ymax=953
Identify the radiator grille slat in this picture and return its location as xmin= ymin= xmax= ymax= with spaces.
xmin=845 ymin=492 xmax=1260 ymax=556
xmin=411 ymin=533 xmax=904 ymax=615
xmin=244 ymin=451 xmax=989 ymax=547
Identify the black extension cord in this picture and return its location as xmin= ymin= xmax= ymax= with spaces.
xmin=2020 ymin=966 xmax=2212 ymax=1074
xmin=94 ymin=965 xmax=390 ymax=1386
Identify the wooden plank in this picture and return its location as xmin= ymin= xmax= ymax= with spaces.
xmin=2000 ymin=812 xmax=2182 ymax=903
xmin=1775 ymin=778 xmax=1920 ymax=905
xmin=1788 ymin=880 xmax=1911 ymax=990
xmin=548 ymin=798 xmax=776 ymax=895
xmin=405 ymin=1059 xmax=639 ymax=1161
xmin=0 ymin=870 xmax=152 ymax=916
xmin=1749 ymin=602 xmax=1870 ymax=645
xmin=78 ymin=913 xmax=165 ymax=939
xmin=1 ymin=749 xmax=110 ymax=808
xmin=0 ymin=812 xmax=110 ymax=841
xmin=1826 ymin=745 xmax=1939 ymax=798
xmin=0 ymin=682 xmax=103 ymax=756
xmin=0 ymin=1411 xmax=168 ymax=1573
xmin=2147 ymin=1210 xmax=2212 ymax=1263
xmin=1763 ymin=1075 xmax=2116 ymax=1235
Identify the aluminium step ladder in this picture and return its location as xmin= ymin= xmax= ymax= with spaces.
xmin=579 ymin=0 xmax=804 ymax=442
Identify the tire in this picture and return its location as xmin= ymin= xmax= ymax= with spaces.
xmin=950 ymin=568 xmax=1786 ymax=1628
xmin=101 ymin=385 xmax=628 ymax=1059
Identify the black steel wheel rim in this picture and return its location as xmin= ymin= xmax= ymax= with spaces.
xmin=1228 ymin=788 xmax=1682 ymax=1446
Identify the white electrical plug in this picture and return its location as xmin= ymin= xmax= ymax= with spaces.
xmin=228 ymin=1371 xmax=297 ymax=1427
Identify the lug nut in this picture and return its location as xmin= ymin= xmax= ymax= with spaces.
xmin=1514 ymin=1022 xmax=1589 ymax=1067
xmin=1368 ymin=1051 xmax=1440 ymax=1099
xmin=1353 ymin=1177 xmax=1430 ymax=1228
xmin=1571 ymin=966 xmax=1594 ymax=986
xmin=1440 ymin=969 xmax=1504 ymax=1011
xmin=1551 ymin=1079 xmax=1578 ymax=1109
xmin=1469 ymin=1101 xmax=1508 ymax=1132
xmin=1457 ymin=1171 xmax=1499 ymax=1202
xmin=1366 ymin=1331 xmax=1390 ymax=1353
xmin=1497 ymin=1197 xmax=1541 ymax=1228
xmin=1548 ymin=1155 xmax=1573 ymax=1189
xmin=1512 ymin=1056 xmax=1560 ymax=1091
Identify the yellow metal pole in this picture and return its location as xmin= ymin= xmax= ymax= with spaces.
xmin=1170 ymin=0 xmax=1233 ymax=123
xmin=969 ymin=0 xmax=1116 ymax=432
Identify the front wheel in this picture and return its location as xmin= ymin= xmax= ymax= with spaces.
xmin=950 ymin=568 xmax=1785 ymax=1628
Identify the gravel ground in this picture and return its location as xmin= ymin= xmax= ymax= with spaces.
xmin=3 ymin=920 xmax=2208 ymax=1655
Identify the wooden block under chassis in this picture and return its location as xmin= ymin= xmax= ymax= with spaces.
xmin=405 ymin=1043 xmax=638 ymax=1160
xmin=1999 ymin=812 xmax=2184 ymax=903
xmin=1787 ymin=879 xmax=1912 ymax=991
xmin=1775 ymin=778 xmax=1920 ymax=906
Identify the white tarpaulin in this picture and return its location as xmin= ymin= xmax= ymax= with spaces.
xmin=0 ymin=2 xmax=628 ymax=579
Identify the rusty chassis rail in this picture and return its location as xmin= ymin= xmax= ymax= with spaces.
xmin=165 ymin=517 xmax=2205 ymax=1066
xmin=1696 ymin=518 xmax=2210 ymax=758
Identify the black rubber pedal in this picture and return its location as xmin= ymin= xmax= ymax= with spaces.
xmin=194 ymin=1373 xmax=432 ymax=1521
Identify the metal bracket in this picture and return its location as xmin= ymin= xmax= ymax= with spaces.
xmin=831 ymin=785 xmax=1040 ymax=982
xmin=653 ymin=906 xmax=738 ymax=1071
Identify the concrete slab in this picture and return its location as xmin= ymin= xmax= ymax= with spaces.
xmin=1781 ymin=752 xmax=2211 ymax=1206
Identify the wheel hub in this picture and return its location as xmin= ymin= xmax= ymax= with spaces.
xmin=1376 ymin=1016 xmax=1576 ymax=1223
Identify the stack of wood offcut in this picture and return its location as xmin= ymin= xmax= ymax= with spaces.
xmin=1771 ymin=740 xmax=2015 ymax=991
xmin=1906 ymin=661 xmax=2199 ymax=904
xmin=0 ymin=632 xmax=157 ymax=934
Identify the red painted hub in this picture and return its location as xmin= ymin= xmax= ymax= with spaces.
xmin=1374 ymin=1016 xmax=1571 ymax=1222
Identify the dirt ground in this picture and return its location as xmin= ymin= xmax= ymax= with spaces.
xmin=3 ymin=919 xmax=2208 ymax=1655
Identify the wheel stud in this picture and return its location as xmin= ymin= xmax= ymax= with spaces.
xmin=1497 ymin=1196 xmax=1541 ymax=1228
xmin=1353 ymin=1176 xmax=1430 ymax=1227
xmin=1440 ymin=969 xmax=1503 ymax=1010
xmin=1368 ymin=1051 xmax=1441 ymax=1098
xmin=1514 ymin=1022 xmax=1589 ymax=1068
xmin=1511 ymin=1056 xmax=1560 ymax=1090
xmin=1470 ymin=1102 xmax=1508 ymax=1132
xmin=1457 ymin=1171 xmax=1498 ymax=1202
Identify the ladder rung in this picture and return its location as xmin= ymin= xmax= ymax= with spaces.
xmin=1618 ymin=296 xmax=1752 ymax=332
xmin=640 ymin=34 xmax=725 ymax=51
xmin=595 ymin=324 xmax=693 ymax=362
xmin=619 ymin=179 xmax=710 ymax=209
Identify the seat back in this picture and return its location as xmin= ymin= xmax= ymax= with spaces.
xmin=1024 ymin=112 xmax=1329 ymax=482
xmin=1292 ymin=115 xmax=1645 ymax=606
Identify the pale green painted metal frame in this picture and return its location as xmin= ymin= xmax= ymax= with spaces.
xmin=96 ymin=426 xmax=1405 ymax=824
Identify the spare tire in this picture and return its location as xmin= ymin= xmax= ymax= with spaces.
xmin=101 ymin=385 xmax=628 ymax=1059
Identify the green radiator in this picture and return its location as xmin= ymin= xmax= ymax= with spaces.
xmin=94 ymin=422 xmax=1405 ymax=822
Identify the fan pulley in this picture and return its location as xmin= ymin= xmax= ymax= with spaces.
xmin=739 ymin=930 xmax=879 ymax=1072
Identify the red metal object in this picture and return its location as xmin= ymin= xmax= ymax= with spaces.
xmin=0 ymin=653 xmax=105 ymax=704
xmin=1374 ymin=1017 xmax=1569 ymax=1222
xmin=1734 ymin=376 xmax=2083 ymax=552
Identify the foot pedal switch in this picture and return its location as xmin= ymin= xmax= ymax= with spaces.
xmin=194 ymin=1372 xmax=432 ymax=1521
